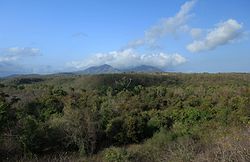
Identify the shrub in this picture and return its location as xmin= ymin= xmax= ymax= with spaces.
xmin=103 ymin=147 xmax=128 ymax=162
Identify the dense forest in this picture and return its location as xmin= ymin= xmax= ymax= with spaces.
xmin=0 ymin=73 xmax=249 ymax=162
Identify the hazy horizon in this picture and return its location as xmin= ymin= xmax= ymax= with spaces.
xmin=1 ymin=0 xmax=250 ymax=76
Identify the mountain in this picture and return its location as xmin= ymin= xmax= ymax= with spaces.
xmin=74 ymin=64 xmax=163 ymax=74
xmin=3 ymin=74 xmax=42 ymax=79
xmin=2 ymin=64 xmax=164 ymax=77
xmin=124 ymin=65 xmax=163 ymax=73
xmin=76 ymin=64 xmax=121 ymax=74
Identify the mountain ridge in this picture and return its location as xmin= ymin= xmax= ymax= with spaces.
xmin=1 ymin=64 xmax=164 ymax=78
xmin=75 ymin=64 xmax=163 ymax=74
xmin=75 ymin=64 xmax=121 ymax=74
xmin=123 ymin=65 xmax=163 ymax=73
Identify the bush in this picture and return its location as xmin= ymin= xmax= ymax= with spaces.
xmin=105 ymin=117 xmax=125 ymax=144
xmin=103 ymin=147 xmax=128 ymax=162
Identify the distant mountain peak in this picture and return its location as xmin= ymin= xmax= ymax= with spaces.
xmin=74 ymin=64 xmax=163 ymax=75
xmin=97 ymin=64 xmax=109 ymax=67
xmin=75 ymin=64 xmax=120 ymax=74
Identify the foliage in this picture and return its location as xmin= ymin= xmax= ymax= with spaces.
xmin=103 ymin=147 xmax=129 ymax=162
xmin=0 ymin=73 xmax=249 ymax=161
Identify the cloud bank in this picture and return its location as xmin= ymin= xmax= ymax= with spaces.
xmin=0 ymin=47 xmax=41 ymax=62
xmin=0 ymin=47 xmax=42 ymax=76
xmin=68 ymin=49 xmax=186 ymax=69
xmin=187 ymin=19 xmax=243 ymax=53
xmin=126 ymin=0 xmax=197 ymax=49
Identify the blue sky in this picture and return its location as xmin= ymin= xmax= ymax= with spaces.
xmin=0 ymin=0 xmax=249 ymax=76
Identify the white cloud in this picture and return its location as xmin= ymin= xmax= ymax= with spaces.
xmin=67 ymin=49 xmax=186 ymax=69
xmin=126 ymin=0 xmax=197 ymax=49
xmin=190 ymin=28 xmax=203 ymax=39
xmin=0 ymin=55 xmax=17 ymax=62
xmin=187 ymin=19 xmax=243 ymax=53
xmin=0 ymin=47 xmax=41 ymax=62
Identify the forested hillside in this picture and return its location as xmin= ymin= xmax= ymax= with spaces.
xmin=0 ymin=73 xmax=249 ymax=161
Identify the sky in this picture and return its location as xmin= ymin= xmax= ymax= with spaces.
xmin=0 ymin=0 xmax=250 ymax=76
